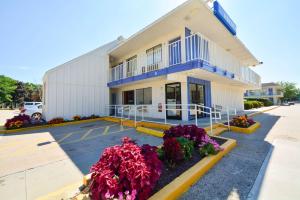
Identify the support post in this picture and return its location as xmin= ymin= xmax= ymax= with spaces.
xmin=209 ymin=107 xmax=213 ymax=135
xmin=164 ymin=104 xmax=167 ymax=124
xmin=227 ymin=106 xmax=230 ymax=131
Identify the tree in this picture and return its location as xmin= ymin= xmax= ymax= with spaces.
xmin=0 ymin=75 xmax=17 ymax=104
xmin=12 ymin=81 xmax=26 ymax=105
xmin=278 ymin=81 xmax=299 ymax=101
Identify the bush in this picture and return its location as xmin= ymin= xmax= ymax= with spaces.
xmin=162 ymin=125 xmax=222 ymax=161
xmin=199 ymin=134 xmax=223 ymax=156
xmin=89 ymin=137 xmax=162 ymax=200
xmin=229 ymin=115 xmax=255 ymax=128
xmin=163 ymin=124 xmax=207 ymax=146
xmin=162 ymin=137 xmax=184 ymax=167
xmin=5 ymin=114 xmax=31 ymax=129
xmin=48 ymin=117 xmax=65 ymax=124
xmin=73 ymin=115 xmax=81 ymax=121
xmin=244 ymin=100 xmax=264 ymax=109
xmin=176 ymin=137 xmax=194 ymax=161
xmin=244 ymin=101 xmax=253 ymax=110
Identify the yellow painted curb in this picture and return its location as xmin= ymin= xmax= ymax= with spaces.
xmin=248 ymin=106 xmax=280 ymax=117
xmin=102 ymin=117 xmax=121 ymax=123
xmin=138 ymin=121 xmax=171 ymax=130
xmin=0 ymin=118 xmax=103 ymax=134
xmin=121 ymin=120 xmax=136 ymax=127
xmin=148 ymin=137 xmax=236 ymax=200
xmin=230 ymin=122 xmax=261 ymax=134
xmin=81 ymin=137 xmax=236 ymax=200
xmin=36 ymin=181 xmax=82 ymax=200
xmin=136 ymin=126 xmax=164 ymax=138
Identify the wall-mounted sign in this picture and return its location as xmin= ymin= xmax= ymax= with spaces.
xmin=213 ymin=1 xmax=237 ymax=36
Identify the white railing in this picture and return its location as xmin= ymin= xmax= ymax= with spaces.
xmin=185 ymin=33 xmax=210 ymax=63
xmin=168 ymin=39 xmax=181 ymax=66
xmin=105 ymin=104 xmax=230 ymax=134
xmin=147 ymin=46 xmax=163 ymax=72
xmin=110 ymin=63 xmax=123 ymax=82
xmin=126 ymin=57 xmax=137 ymax=77
xmin=108 ymin=32 xmax=261 ymax=87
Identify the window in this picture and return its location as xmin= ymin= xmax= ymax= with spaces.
xmin=123 ymin=90 xmax=135 ymax=105
xmin=146 ymin=45 xmax=162 ymax=71
xmin=136 ymin=87 xmax=152 ymax=105
xmin=126 ymin=56 xmax=137 ymax=77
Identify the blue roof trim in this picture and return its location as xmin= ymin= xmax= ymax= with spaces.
xmin=107 ymin=59 xmax=235 ymax=87
xmin=213 ymin=1 xmax=237 ymax=36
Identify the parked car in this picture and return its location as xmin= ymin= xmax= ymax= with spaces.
xmin=282 ymin=101 xmax=290 ymax=106
xmin=288 ymin=101 xmax=295 ymax=105
xmin=21 ymin=102 xmax=43 ymax=120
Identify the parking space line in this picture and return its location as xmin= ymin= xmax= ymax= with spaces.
xmin=80 ymin=129 xmax=93 ymax=140
xmin=60 ymin=127 xmax=134 ymax=145
xmin=102 ymin=126 xmax=110 ymax=135
xmin=57 ymin=132 xmax=74 ymax=143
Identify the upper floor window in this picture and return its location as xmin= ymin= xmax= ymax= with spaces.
xmin=126 ymin=56 xmax=137 ymax=77
xmin=268 ymin=88 xmax=273 ymax=95
xmin=146 ymin=44 xmax=162 ymax=72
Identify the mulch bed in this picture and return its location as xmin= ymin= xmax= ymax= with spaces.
xmin=152 ymin=137 xmax=227 ymax=194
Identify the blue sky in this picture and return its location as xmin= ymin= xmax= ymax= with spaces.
xmin=0 ymin=0 xmax=299 ymax=86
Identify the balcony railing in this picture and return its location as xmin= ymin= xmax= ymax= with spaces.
xmin=109 ymin=32 xmax=261 ymax=87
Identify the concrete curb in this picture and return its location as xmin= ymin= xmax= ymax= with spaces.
xmin=136 ymin=126 xmax=164 ymax=137
xmin=149 ymin=137 xmax=236 ymax=200
xmin=230 ymin=122 xmax=261 ymax=134
xmin=0 ymin=118 xmax=104 ymax=134
xmin=248 ymin=106 xmax=280 ymax=117
xmin=247 ymin=146 xmax=274 ymax=200
xmin=81 ymin=137 xmax=237 ymax=200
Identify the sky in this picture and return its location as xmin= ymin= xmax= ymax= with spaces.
xmin=0 ymin=0 xmax=299 ymax=86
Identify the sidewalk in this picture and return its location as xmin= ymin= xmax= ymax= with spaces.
xmin=248 ymin=104 xmax=300 ymax=200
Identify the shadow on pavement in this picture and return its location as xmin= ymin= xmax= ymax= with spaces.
xmin=181 ymin=112 xmax=280 ymax=200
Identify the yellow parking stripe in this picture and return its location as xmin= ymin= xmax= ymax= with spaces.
xmin=80 ymin=129 xmax=93 ymax=140
xmin=102 ymin=126 xmax=110 ymax=135
xmin=60 ymin=127 xmax=133 ymax=145
xmin=57 ymin=132 xmax=74 ymax=143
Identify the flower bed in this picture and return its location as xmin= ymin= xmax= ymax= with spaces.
xmin=3 ymin=114 xmax=101 ymax=131
xmin=84 ymin=125 xmax=229 ymax=200
xmin=4 ymin=114 xmax=46 ymax=130
xmin=226 ymin=115 xmax=260 ymax=134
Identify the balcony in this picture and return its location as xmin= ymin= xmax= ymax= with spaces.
xmin=108 ymin=32 xmax=261 ymax=88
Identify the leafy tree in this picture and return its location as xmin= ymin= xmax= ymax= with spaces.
xmin=0 ymin=75 xmax=17 ymax=104
xmin=278 ymin=81 xmax=299 ymax=101
xmin=12 ymin=81 xmax=26 ymax=105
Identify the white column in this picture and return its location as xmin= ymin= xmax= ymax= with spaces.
xmin=181 ymin=31 xmax=186 ymax=64
xmin=181 ymin=81 xmax=189 ymax=121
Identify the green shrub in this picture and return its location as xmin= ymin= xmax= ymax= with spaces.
xmin=244 ymin=101 xmax=253 ymax=110
xmin=264 ymin=100 xmax=273 ymax=106
xmin=176 ymin=137 xmax=194 ymax=161
xmin=251 ymin=101 xmax=259 ymax=108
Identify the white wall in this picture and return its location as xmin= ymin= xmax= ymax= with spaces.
xmin=211 ymin=82 xmax=245 ymax=111
xmin=43 ymin=39 xmax=123 ymax=120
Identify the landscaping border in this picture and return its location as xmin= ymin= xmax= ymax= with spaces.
xmin=0 ymin=118 xmax=103 ymax=134
xmin=148 ymin=137 xmax=236 ymax=200
xmin=229 ymin=122 xmax=261 ymax=134
xmin=81 ymin=136 xmax=236 ymax=200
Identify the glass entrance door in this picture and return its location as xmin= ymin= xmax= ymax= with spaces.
xmin=165 ymin=83 xmax=182 ymax=119
xmin=189 ymin=83 xmax=205 ymax=118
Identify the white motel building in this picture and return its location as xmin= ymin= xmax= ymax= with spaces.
xmin=43 ymin=0 xmax=262 ymax=123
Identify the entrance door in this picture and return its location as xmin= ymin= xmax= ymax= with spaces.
xmin=165 ymin=83 xmax=182 ymax=119
xmin=189 ymin=83 xmax=205 ymax=118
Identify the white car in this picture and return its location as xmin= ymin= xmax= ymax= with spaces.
xmin=22 ymin=102 xmax=43 ymax=120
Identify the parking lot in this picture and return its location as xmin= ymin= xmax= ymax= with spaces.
xmin=0 ymin=120 xmax=162 ymax=200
